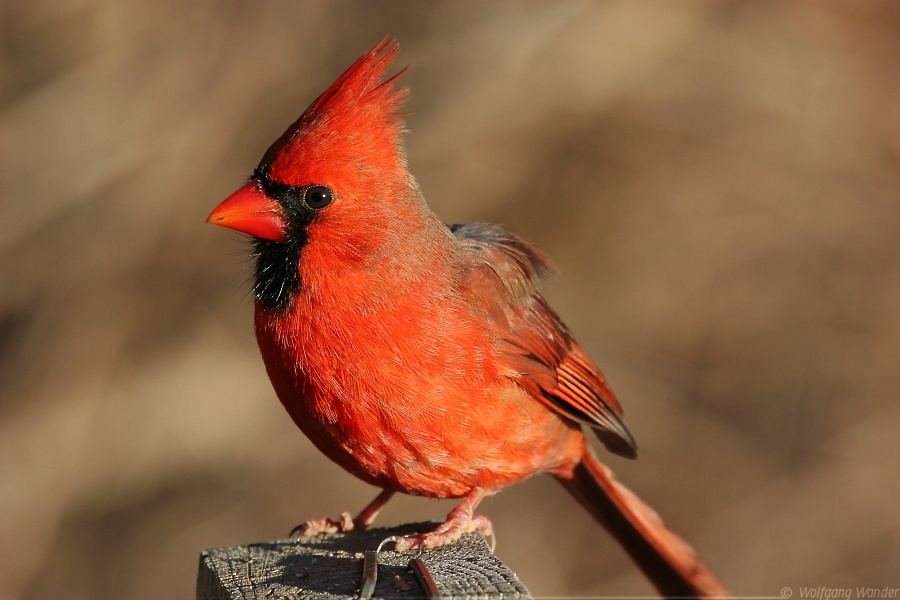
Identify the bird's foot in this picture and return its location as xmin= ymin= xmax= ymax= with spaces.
xmin=289 ymin=512 xmax=356 ymax=538
xmin=289 ymin=490 xmax=396 ymax=539
xmin=393 ymin=513 xmax=494 ymax=551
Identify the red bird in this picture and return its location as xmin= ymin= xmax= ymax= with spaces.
xmin=208 ymin=39 xmax=730 ymax=598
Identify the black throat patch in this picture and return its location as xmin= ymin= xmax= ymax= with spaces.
xmin=251 ymin=172 xmax=316 ymax=312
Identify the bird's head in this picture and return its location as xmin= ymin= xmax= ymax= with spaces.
xmin=208 ymin=39 xmax=419 ymax=311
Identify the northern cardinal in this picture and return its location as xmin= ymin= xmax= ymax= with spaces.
xmin=208 ymin=39 xmax=730 ymax=598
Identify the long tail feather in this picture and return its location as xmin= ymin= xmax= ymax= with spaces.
xmin=555 ymin=450 xmax=731 ymax=598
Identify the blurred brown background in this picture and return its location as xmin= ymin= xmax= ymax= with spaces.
xmin=2 ymin=1 xmax=899 ymax=598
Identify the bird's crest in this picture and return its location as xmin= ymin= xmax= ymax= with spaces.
xmin=259 ymin=38 xmax=409 ymax=185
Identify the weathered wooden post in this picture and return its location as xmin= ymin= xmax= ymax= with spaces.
xmin=198 ymin=523 xmax=532 ymax=600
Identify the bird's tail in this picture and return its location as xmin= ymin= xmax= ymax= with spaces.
xmin=555 ymin=449 xmax=731 ymax=598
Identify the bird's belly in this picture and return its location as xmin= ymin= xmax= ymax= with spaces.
xmin=304 ymin=385 xmax=580 ymax=498
xmin=259 ymin=333 xmax=580 ymax=497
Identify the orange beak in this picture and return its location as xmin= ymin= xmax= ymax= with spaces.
xmin=207 ymin=182 xmax=288 ymax=243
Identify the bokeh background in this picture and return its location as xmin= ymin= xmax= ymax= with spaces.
xmin=2 ymin=1 xmax=899 ymax=598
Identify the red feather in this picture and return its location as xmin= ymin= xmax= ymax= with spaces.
xmin=450 ymin=222 xmax=637 ymax=458
xmin=261 ymin=37 xmax=409 ymax=188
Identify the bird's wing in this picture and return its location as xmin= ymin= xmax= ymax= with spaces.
xmin=451 ymin=223 xmax=637 ymax=458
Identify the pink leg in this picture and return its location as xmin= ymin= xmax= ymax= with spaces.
xmin=291 ymin=489 xmax=395 ymax=537
xmin=393 ymin=488 xmax=494 ymax=551
xmin=354 ymin=488 xmax=395 ymax=528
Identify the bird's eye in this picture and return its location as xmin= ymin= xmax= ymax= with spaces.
xmin=303 ymin=185 xmax=333 ymax=210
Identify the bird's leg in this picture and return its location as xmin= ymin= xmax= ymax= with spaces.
xmin=290 ymin=489 xmax=395 ymax=537
xmin=393 ymin=488 xmax=493 ymax=551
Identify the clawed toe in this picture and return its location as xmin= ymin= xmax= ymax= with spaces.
xmin=390 ymin=514 xmax=494 ymax=551
xmin=289 ymin=512 xmax=355 ymax=538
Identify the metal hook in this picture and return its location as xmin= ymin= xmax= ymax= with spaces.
xmin=376 ymin=535 xmax=406 ymax=554
xmin=360 ymin=535 xmax=408 ymax=599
